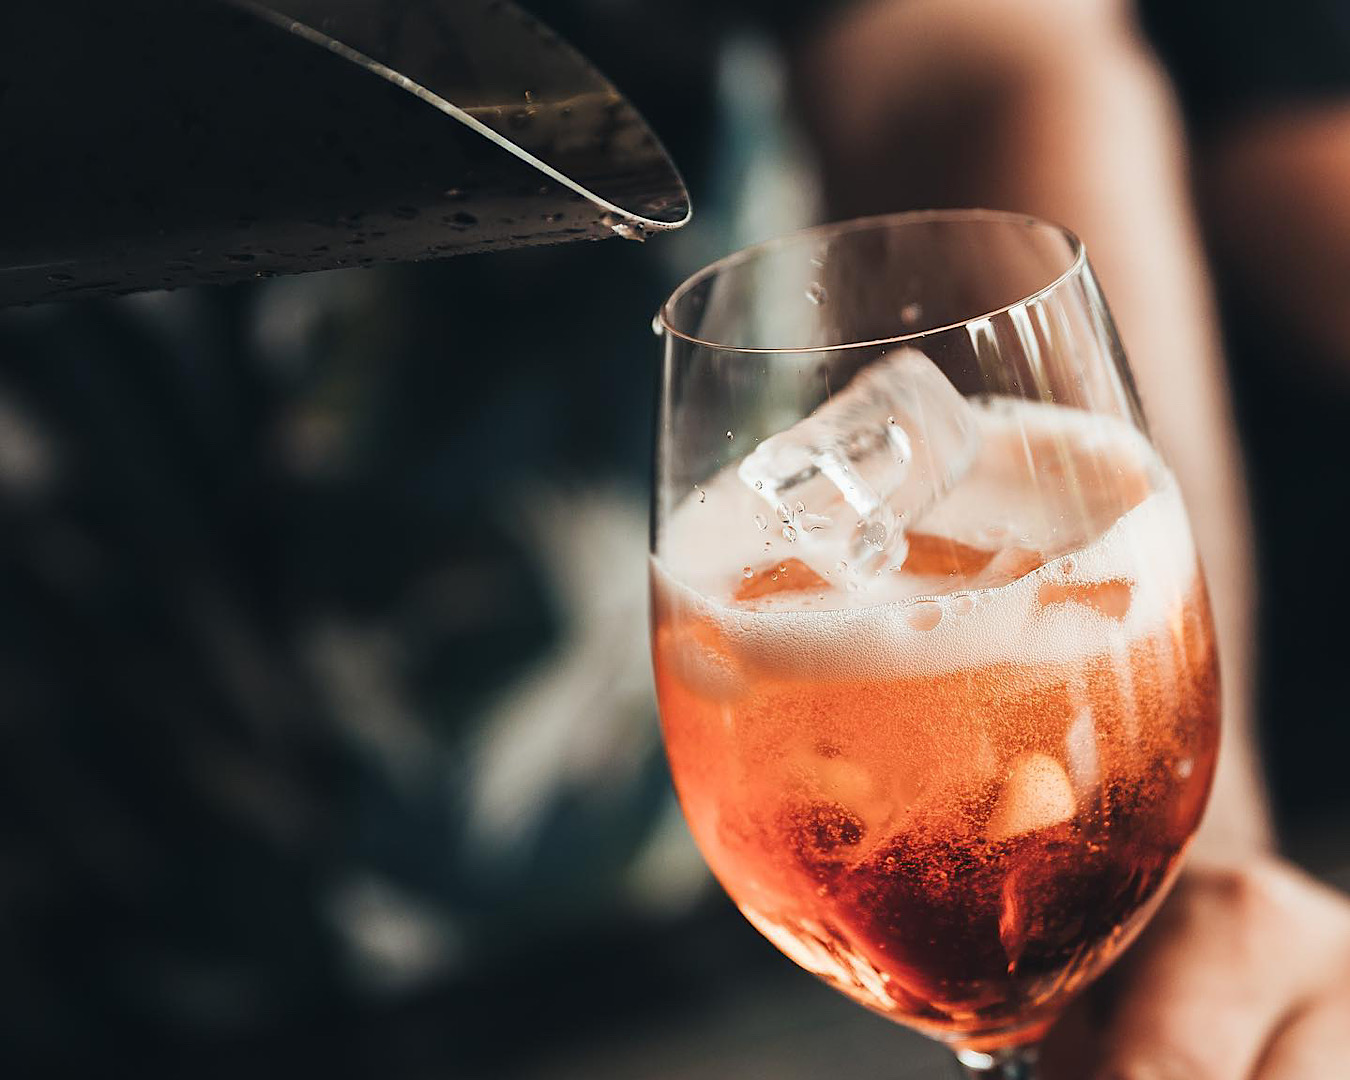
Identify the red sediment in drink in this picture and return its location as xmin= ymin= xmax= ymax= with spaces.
xmin=651 ymin=401 xmax=1219 ymax=1044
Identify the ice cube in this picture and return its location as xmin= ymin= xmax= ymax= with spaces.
xmin=1037 ymin=579 xmax=1134 ymax=620
xmin=734 ymin=557 xmax=832 ymax=602
xmin=786 ymin=743 xmax=903 ymax=844
xmin=987 ymin=752 xmax=1076 ymax=841
xmin=738 ymin=348 xmax=980 ymax=575
xmin=897 ymin=534 xmax=1046 ymax=592
xmin=901 ymin=533 xmax=999 ymax=578
xmin=654 ymin=617 xmax=744 ymax=701
xmin=978 ymin=547 xmax=1049 ymax=589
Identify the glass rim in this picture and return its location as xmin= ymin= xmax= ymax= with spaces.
xmin=657 ymin=208 xmax=1086 ymax=355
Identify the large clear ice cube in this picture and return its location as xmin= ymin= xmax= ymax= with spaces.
xmin=738 ymin=348 xmax=980 ymax=574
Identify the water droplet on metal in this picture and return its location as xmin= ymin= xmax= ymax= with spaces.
xmin=776 ymin=502 xmax=792 ymax=523
xmin=651 ymin=312 xmax=665 ymax=337
xmin=950 ymin=594 xmax=975 ymax=616
xmin=754 ymin=480 xmax=763 ymax=491
xmin=805 ymin=282 xmax=827 ymax=306
xmin=782 ymin=524 xmax=798 ymax=542
xmin=742 ymin=566 xmax=754 ymax=579
xmin=726 ymin=430 xmax=734 ymax=440
xmin=754 ymin=513 xmax=767 ymax=530
xmin=601 ymin=211 xmax=650 ymax=242
xmin=697 ymin=488 xmax=706 ymax=504
xmin=861 ymin=521 xmax=887 ymax=549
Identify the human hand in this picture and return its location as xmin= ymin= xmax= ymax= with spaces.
xmin=1042 ymin=855 xmax=1350 ymax=1079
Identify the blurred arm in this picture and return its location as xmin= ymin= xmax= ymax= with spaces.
xmin=1201 ymin=101 xmax=1350 ymax=380
xmin=794 ymin=0 xmax=1271 ymax=855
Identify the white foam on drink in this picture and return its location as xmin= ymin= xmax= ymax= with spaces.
xmin=653 ymin=400 xmax=1201 ymax=681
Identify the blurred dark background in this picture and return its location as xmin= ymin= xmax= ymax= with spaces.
xmin=1 ymin=2 xmax=1347 ymax=1077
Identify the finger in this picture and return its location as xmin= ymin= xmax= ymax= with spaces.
xmin=1253 ymin=988 xmax=1350 ymax=1080
xmin=1091 ymin=955 xmax=1282 ymax=1080
xmin=1090 ymin=862 xmax=1341 ymax=1080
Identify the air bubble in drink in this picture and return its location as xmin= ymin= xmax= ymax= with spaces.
xmin=906 ymin=601 xmax=943 ymax=631
xmin=987 ymin=752 xmax=1076 ymax=840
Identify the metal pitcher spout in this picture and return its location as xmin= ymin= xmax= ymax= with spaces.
xmin=0 ymin=0 xmax=691 ymax=307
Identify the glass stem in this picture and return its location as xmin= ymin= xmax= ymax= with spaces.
xmin=955 ymin=1045 xmax=1040 ymax=1079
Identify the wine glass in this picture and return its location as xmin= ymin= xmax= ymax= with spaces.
xmin=649 ymin=210 xmax=1219 ymax=1078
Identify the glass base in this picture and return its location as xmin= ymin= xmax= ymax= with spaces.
xmin=940 ymin=1016 xmax=1051 ymax=1054
xmin=955 ymin=1045 xmax=1040 ymax=1079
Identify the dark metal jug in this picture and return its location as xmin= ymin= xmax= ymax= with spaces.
xmin=0 ymin=0 xmax=691 ymax=306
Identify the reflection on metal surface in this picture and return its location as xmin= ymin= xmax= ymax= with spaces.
xmin=0 ymin=0 xmax=690 ymax=306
